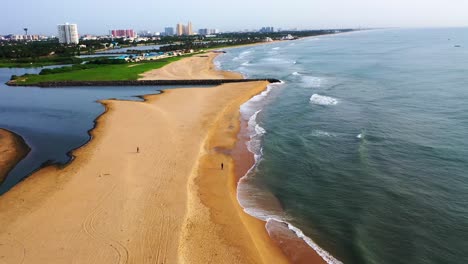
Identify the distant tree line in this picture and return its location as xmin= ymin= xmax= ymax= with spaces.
xmin=1 ymin=29 xmax=357 ymax=62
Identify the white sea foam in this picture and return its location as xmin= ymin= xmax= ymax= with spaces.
xmin=302 ymin=76 xmax=323 ymax=87
xmin=246 ymin=110 xmax=266 ymax=162
xmin=234 ymin=50 xmax=253 ymax=61
xmin=262 ymin=57 xmax=292 ymax=64
xmin=292 ymin=71 xmax=301 ymax=76
xmin=272 ymin=47 xmax=280 ymax=50
xmin=357 ymin=133 xmax=363 ymax=139
xmin=310 ymin=94 xmax=338 ymax=105
xmin=265 ymin=218 xmax=344 ymax=264
xmin=312 ymin=130 xmax=336 ymax=137
xmin=236 ymin=82 xmax=343 ymax=264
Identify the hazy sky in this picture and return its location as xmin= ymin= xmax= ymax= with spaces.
xmin=2 ymin=0 xmax=468 ymax=35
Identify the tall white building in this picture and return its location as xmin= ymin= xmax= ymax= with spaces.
xmin=57 ymin=23 xmax=79 ymax=44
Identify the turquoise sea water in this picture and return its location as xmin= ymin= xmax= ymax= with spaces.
xmin=217 ymin=28 xmax=468 ymax=263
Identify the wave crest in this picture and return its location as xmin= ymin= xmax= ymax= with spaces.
xmin=310 ymin=94 xmax=338 ymax=105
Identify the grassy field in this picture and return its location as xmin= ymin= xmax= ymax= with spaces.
xmin=14 ymin=56 xmax=189 ymax=85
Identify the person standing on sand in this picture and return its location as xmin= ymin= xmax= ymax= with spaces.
xmin=137 ymin=147 xmax=139 ymax=153
xmin=221 ymin=163 xmax=224 ymax=170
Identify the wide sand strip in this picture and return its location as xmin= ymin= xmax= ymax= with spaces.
xmin=0 ymin=129 xmax=30 ymax=183
xmin=0 ymin=82 xmax=288 ymax=263
xmin=139 ymin=52 xmax=242 ymax=80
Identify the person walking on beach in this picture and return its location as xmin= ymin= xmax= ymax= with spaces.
xmin=221 ymin=163 xmax=224 ymax=170
xmin=137 ymin=147 xmax=139 ymax=153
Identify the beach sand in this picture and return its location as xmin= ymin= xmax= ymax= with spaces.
xmin=0 ymin=53 xmax=289 ymax=263
xmin=139 ymin=52 xmax=243 ymax=80
xmin=0 ymin=51 xmax=326 ymax=263
xmin=0 ymin=129 xmax=30 ymax=183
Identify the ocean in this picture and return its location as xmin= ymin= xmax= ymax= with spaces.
xmin=216 ymin=28 xmax=468 ymax=263
xmin=1 ymin=28 xmax=467 ymax=263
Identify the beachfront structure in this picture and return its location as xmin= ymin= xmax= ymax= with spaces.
xmin=164 ymin=27 xmax=174 ymax=36
xmin=111 ymin=29 xmax=136 ymax=38
xmin=57 ymin=23 xmax=79 ymax=44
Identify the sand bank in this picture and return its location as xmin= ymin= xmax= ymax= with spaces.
xmin=0 ymin=49 xmax=325 ymax=263
xmin=139 ymin=52 xmax=243 ymax=80
xmin=0 ymin=129 xmax=30 ymax=183
xmin=0 ymin=81 xmax=288 ymax=263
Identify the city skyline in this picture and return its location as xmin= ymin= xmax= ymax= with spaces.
xmin=2 ymin=0 xmax=468 ymax=35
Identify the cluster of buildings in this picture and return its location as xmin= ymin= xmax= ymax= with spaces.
xmin=111 ymin=29 xmax=136 ymax=38
xmin=259 ymin=26 xmax=275 ymax=33
xmin=162 ymin=22 xmax=219 ymax=37
xmin=198 ymin=28 xmax=219 ymax=36
xmin=2 ymin=22 xmax=285 ymax=45
xmin=116 ymin=49 xmax=196 ymax=63
xmin=176 ymin=22 xmax=193 ymax=36
xmin=0 ymin=34 xmax=48 ymax=41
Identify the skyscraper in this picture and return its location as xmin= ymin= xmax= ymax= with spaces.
xmin=187 ymin=22 xmax=193 ymax=35
xmin=57 ymin=23 xmax=79 ymax=44
xmin=176 ymin=23 xmax=184 ymax=36
xmin=164 ymin=27 xmax=174 ymax=36
xmin=176 ymin=22 xmax=193 ymax=36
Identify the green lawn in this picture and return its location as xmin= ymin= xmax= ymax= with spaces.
xmin=15 ymin=55 xmax=190 ymax=85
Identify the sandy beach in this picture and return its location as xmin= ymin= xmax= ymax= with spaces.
xmin=0 ymin=129 xmax=30 ymax=183
xmin=140 ymin=52 xmax=243 ymax=80
xmin=0 ymin=52 xmax=292 ymax=263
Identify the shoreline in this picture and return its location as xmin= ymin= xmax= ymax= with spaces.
xmin=0 ymin=52 xmax=290 ymax=263
xmin=0 ymin=45 xmax=335 ymax=263
xmin=6 ymin=78 xmax=281 ymax=87
xmin=0 ymin=129 xmax=30 ymax=184
xmin=234 ymin=83 xmax=330 ymax=264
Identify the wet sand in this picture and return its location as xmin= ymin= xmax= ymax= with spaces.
xmin=0 ymin=129 xmax=30 ymax=183
xmin=234 ymin=114 xmax=328 ymax=264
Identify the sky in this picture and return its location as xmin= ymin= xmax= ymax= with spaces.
xmin=1 ymin=0 xmax=468 ymax=35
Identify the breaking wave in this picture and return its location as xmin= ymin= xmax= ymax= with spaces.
xmin=310 ymin=94 xmax=338 ymax=105
xmin=237 ymin=82 xmax=343 ymax=264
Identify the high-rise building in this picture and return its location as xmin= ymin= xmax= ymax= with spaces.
xmin=57 ymin=23 xmax=79 ymax=44
xmin=111 ymin=29 xmax=136 ymax=38
xmin=164 ymin=27 xmax=174 ymax=36
xmin=176 ymin=23 xmax=184 ymax=36
xmin=187 ymin=22 xmax=193 ymax=35
xmin=259 ymin=27 xmax=275 ymax=33
xmin=199 ymin=28 xmax=219 ymax=35
xmin=176 ymin=22 xmax=193 ymax=36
